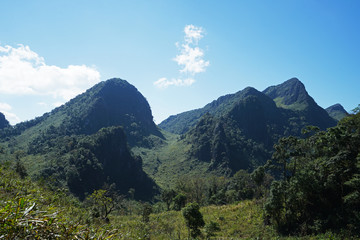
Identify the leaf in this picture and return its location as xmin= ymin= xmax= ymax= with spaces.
xmin=19 ymin=198 xmax=25 ymax=208
xmin=23 ymin=202 xmax=36 ymax=217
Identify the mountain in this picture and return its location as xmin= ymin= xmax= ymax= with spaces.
xmin=262 ymin=77 xmax=310 ymax=109
xmin=0 ymin=78 xmax=161 ymax=200
xmin=326 ymin=103 xmax=348 ymax=121
xmin=40 ymin=126 xmax=157 ymax=200
xmin=2 ymin=78 xmax=163 ymax=147
xmin=160 ymin=78 xmax=336 ymax=135
xmin=263 ymin=78 xmax=336 ymax=129
xmin=155 ymin=78 xmax=337 ymax=175
xmin=0 ymin=112 xmax=10 ymax=129
xmin=159 ymin=87 xmax=278 ymax=135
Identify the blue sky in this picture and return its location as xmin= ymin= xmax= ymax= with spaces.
xmin=0 ymin=0 xmax=359 ymax=124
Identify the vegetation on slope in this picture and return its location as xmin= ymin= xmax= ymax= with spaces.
xmin=0 ymin=76 xmax=358 ymax=239
xmin=154 ymin=78 xmax=338 ymax=176
xmin=326 ymin=103 xmax=349 ymax=121
xmin=0 ymin=78 xmax=163 ymax=147
xmin=160 ymin=78 xmax=336 ymax=135
xmin=0 ymin=78 xmax=162 ymax=201
xmin=0 ymin=161 xmax=117 ymax=239
xmin=265 ymin=109 xmax=360 ymax=236
xmin=0 ymin=155 xmax=351 ymax=239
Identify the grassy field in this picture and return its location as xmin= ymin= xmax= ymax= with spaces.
xmin=0 ymin=161 xmax=349 ymax=239
xmin=107 ymin=200 xmax=345 ymax=239
xmin=132 ymin=130 xmax=214 ymax=189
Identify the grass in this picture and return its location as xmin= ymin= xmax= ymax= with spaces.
xmin=0 ymin=160 xmax=350 ymax=240
xmin=132 ymin=130 xmax=213 ymax=188
xmin=105 ymin=200 xmax=275 ymax=239
xmin=273 ymin=97 xmax=308 ymax=111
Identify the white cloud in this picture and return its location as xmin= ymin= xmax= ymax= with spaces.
xmin=0 ymin=102 xmax=12 ymax=111
xmin=0 ymin=102 xmax=20 ymax=125
xmin=184 ymin=25 xmax=204 ymax=44
xmin=173 ymin=25 xmax=209 ymax=75
xmin=174 ymin=44 xmax=209 ymax=74
xmin=154 ymin=77 xmax=195 ymax=89
xmin=154 ymin=24 xmax=209 ymax=89
xmin=0 ymin=44 xmax=101 ymax=101
xmin=37 ymin=102 xmax=47 ymax=107
xmin=53 ymin=101 xmax=64 ymax=108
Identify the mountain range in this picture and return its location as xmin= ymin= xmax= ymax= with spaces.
xmin=152 ymin=78 xmax=338 ymax=179
xmin=0 ymin=77 xmax=349 ymax=198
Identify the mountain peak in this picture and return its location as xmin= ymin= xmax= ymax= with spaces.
xmin=326 ymin=103 xmax=346 ymax=111
xmin=0 ymin=112 xmax=10 ymax=129
xmin=263 ymin=77 xmax=309 ymax=109
xmin=63 ymin=78 xmax=162 ymax=145
xmin=5 ymin=78 xmax=163 ymax=147
xmin=326 ymin=103 xmax=348 ymax=121
xmin=285 ymin=77 xmax=301 ymax=84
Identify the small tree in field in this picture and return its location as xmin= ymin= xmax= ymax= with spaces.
xmin=88 ymin=189 xmax=118 ymax=221
xmin=182 ymin=202 xmax=205 ymax=238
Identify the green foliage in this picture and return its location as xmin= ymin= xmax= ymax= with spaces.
xmin=0 ymin=161 xmax=345 ymax=239
xmin=251 ymin=166 xmax=265 ymax=186
xmin=14 ymin=159 xmax=28 ymax=179
xmin=265 ymin=112 xmax=360 ymax=236
xmin=0 ymin=163 xmax=118 ymax=239
xmin=161 ymin=188 xmax=176 ymax=211
xmin=33 ymin=126 xmax=158 ymax=200
xmin=158 ymin=78 xmax=336 ymax=177
xmin=141 ymin=202 xmax=153 ymax=223
xmin=204 ymin=220 xmax=221 ymax=238
xmin=172 ymin=193 xmax=187 ymax=211
xmin=182 ymin=202 xmax=205 ymax=238
xmin=87 ymin=187 xmax=121 ymax=221
xmin=352 ymin=104 xmax=360 ymax=114
xmin=0 ymin=78 xmax=162 ymax=202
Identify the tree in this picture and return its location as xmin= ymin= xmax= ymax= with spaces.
xmin=182 ymin=203 xmax=205 ymax=238
xmin=161 ymin=188 xmax=176 ymax=211
xmin=265 ymin=112 xmax=360 ymax=235
xmin=251 ymin=166 xmax=265 ymax=187
xmin=88 ymin=188 xmax=119 ymax=221
xmin=142 ymin=202 xmax=153 ymax=223
xmin=13 ymin=150 xmax=27 ymax=179
xmin=229 ymin=170 xmax=255 ymax=200
xmin=173 ymin=193 xmax=187 ymax=211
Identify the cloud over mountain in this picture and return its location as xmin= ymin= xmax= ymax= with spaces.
xmin=0 ymin=44 xmax=101 ymax=101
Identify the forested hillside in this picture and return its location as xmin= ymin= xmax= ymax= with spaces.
xmin=0 ymin=77 xmax=358 ymax=239
xmin=160 ymin=78 xmax=336 ymax=135
xmin=0 ymin=78 xmax=161 ymax=200
xmin=152 ymin=78 xmax=337 ymax=177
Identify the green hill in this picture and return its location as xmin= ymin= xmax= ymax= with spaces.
xmin=326 ymin=103 xmax=349 ymax=121
xmin=0 ymin=77 xmax=358 ymax=239
xmin=1 ymin=78 xmax=163 ymax=147
xmin=0 ymin=78 xmax=161 ymax=200
xmin=160 ymin=78 xmax=336 ymax=135
xmin=153 ymin=78 xmax=337 ymax=177
xmin=263 ymin=78 xmax=337 ymax=129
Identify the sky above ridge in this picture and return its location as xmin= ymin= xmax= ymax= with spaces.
xmin=0 ymin=0 xmax=359 ymax=125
